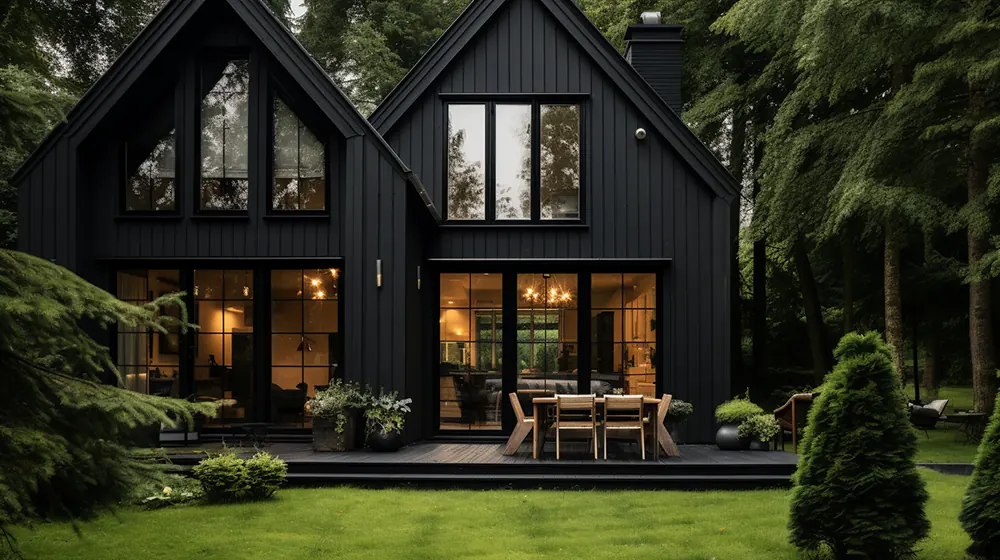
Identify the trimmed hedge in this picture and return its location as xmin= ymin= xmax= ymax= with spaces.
xmin=960 ymin=385 xmax=1000 ymax=559
xmin=789 ymin=332 xmax=929 ymax=558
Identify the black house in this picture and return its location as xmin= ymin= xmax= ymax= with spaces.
xmin=14 ymin=0 xmax=738 ymax=443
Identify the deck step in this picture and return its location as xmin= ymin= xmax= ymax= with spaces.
xmin=282 ymin=472 xmax=793 ymax=489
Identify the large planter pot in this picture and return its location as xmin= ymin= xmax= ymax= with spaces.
xmin=368 ymin=430 xmax=404 ymax=452
xmin=350 ymin=407 xmax=366 ymax=449
xmin=748 ymin=439 xmax=771 ymax=451
xmin=313 ymin=415 xmax=355 ymax=452
xmin=716 ymin=423 xmax=750 ymax=450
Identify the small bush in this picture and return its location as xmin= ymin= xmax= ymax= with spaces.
xmin=193 ymin=453 xmax=248 ymax=502
xmin=789 ymin=331 xmax=928 ymax=558
xmin=715 ymin=398 xmax=764 ymax=424
xmin=959 ymin=385 xmax=1000 ymax=559
xmin=129 ymin=473 xmax=203 ymax=509
xmin=244 ymin=452 xmax=288 ymax=500
xmin=193 ymin=452 xmax=287 ymax=503
xmin=665 ymin=399 xmax=694 ymax=424
xmin=737 ymin=414 xmax=780 ymax=442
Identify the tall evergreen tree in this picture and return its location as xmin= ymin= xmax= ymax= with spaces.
xmin=790 ymin=331 xmax=929 ymax=558
xmin=960 ymin=376 xmax=1000 ymax=559
xmin=0 ymin=250 xmax=216 ymax=555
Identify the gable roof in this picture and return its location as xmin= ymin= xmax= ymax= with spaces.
xmin=12 ymin=0 xmax=441 ymax=221
xmin=369 ymin=0 xmax=740 ymax=201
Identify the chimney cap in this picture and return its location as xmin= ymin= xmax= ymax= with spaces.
xmin=639 ymin=11 xmax=662 ymax=25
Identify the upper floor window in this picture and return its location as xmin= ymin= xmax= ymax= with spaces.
xmin=200 ymin=59 xmax=250 ymax=212
xmin=446 ymin=101 xmax=581 ymax=223
xmin=272 ymin=98 xmax=326 ymax=212
xmin=124 ymin=130 xmax=177 ymax=212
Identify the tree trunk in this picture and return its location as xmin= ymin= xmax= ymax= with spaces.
xmin=792 ymin=237 xmax=832 ymax=384
xmin=921 ymin=321 xmax=940 ymax=401
xmin=842 ymin=240 xmax=857 ymax=335
xmin=967 ymin=82 xmax=997 ymax=415
xmin=729 ymin=113 xmax=747 ymax=393
xmin=751 ymin=140 xmax=767 ymax=386
xmin=884 ymin=224 xmax=905 ymax=381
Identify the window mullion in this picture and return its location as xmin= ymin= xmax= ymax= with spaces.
xmin=531 ymin=102 xmax=541 ymax=221
xmin=486 ymin=103 xmax=496 ymax=223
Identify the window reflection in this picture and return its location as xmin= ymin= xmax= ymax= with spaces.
xmin=273 ymin=98 xmax=325 ymax=211
xmin=201 ymin=59 xmax=250 ymax=211
xmin=540 ymin=105 xmax=581 ymax=220
xmin=495 ymin=104 xmax=532 ymax=220
xmin=446 ymin=104 xmax=486 ymax=220
xmin=126 ymin=131 xmax=176 ymax=212
xmin=439 ymin=273 xmax=502 ymax=430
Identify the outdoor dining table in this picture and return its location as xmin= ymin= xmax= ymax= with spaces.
xmin=531 ymin=396 xmax=678 ymax=460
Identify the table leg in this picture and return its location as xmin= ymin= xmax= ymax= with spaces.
xmin=533 ymin=402 xmax=540 ymax=459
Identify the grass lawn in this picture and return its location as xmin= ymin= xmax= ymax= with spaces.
xmin=13 ymin=471 xmax=971 ymax=560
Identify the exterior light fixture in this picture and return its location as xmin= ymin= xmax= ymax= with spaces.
xmin=376 ymin=259 xmax=383 ymax=288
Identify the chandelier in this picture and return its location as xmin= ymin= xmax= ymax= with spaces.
xmin=522 ymin=285 xmax=573 ymax=306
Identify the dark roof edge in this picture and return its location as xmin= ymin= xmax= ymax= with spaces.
xmin=369 ymin=0 xmax=740 ymax=202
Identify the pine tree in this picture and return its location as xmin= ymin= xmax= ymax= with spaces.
xmin=789 ymin=331 xmax=929 ymax=558
xmin=960 ymin=378 xmax=1000 ymax=559
xmin=0 ymin=250 xmax=216 ymax=555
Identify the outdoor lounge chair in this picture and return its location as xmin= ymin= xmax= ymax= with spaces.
xmin=774 ymin=393 xmax=816 ymax=453
xmin=909 ymin=399 xmax=949 ymax=437
xmin=503 ymin=393 xmax=535 ymax=455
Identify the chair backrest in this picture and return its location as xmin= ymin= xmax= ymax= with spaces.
xmin=604 ymin=395 xmax=643 ymax=423
xmin=556 ymin=394 xmax=596 ymax=424
xmin=926 ymin=399 xmax=949 ymax=416
xmin=636 ymin=382 xmax=656 ymax=398
xmin=509 ymin=392 xmax=526 ymax=422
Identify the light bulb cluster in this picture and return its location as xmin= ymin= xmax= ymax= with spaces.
xmin=304 ymin=269 xmax=340 ymax=300
xmin=522 ymin=285 xmax=573 ymax=306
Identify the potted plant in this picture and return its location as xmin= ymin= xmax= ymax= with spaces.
xmin=738 ymin=413 xmax=780 ymax=451
xmin=310 ymin=379 xmax=360 ymax=452
xmin=364 ymin=391 xmax=412 ymax=452
xmin=714 ymin=395 xmax=764 ymax=450
xmin=664 ymin=399 xmax=693 ymax=442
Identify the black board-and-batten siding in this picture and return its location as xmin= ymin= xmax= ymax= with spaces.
xmin=381 ymin=0 xmax=732 ymax=442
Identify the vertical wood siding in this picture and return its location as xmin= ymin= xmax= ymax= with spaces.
xmin=383 ymin=0 xmax=731 ymax=441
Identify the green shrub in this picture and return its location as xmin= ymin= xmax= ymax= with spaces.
xmin=244 ymin=453 xmax=288 ymax=500
xmin=311 ymin=379 xmax=364 ymax=433
xmin=789 ymin=332 xmax=929 ymax=558
xmin=664 ymin=399 xmax=694 ymax=424
xmin=365 ymin=391 xmax=412 ymax=435
xmin=737 ymin=414 xmax=780 ymax=442
xmin=193 ymin=453 xmax=248 ymax=502
xmin=714 ymin=397 xmax=763 ymax=424
xmin=959 ymin=385 xmax=1000 ymax=559
xmin=193 ymin=452 xmax=287 ymax=503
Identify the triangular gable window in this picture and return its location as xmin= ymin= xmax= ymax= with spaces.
xmin=272 ymin=97 xmax=326 ymax=211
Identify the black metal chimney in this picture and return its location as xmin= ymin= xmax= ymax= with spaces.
xmin=624 ymin=12 xmax=684 ymax=114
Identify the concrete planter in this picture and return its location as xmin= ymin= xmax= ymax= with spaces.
xmin=313 ymin=415 xmax=355 ymax=452
xmin=716 ymin=423 xmax=750 ymax=450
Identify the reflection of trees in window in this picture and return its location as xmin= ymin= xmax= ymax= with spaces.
xmin=201 ymin=59 xmax=250 ymax=211
xmin=446 ymin=104 xmax=486 ymax=220
xmin=273 ymin=98 xmax=326 ymax=211
xmin=540 ymin=105 xmax=580 ymax=219
xmin=125 ymin=131 xmax=176 ymax=211
xmin=495 ymin=104 xmax=531 ymax=220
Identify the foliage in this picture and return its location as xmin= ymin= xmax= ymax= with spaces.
xmin=310 ymin=379 xmax=365 ymax=433
xmin=193 ymin=452 xmax=286 ymax=503
xmin=790 ymin=332 xmax=929 ymax=558
xmin=960 ymin=381 xmax=1000 ymax=559
xmin=136 ymin=475 xmax=203 ymax=510
xmin=664 ymin=399 xmax=694 ymax=424
xmin=715 ymin=396 xmax=764 ymax=424
xmin=738 ymin=413 xmax=779 ymax=442
xmin=299 ymin=0 xmax=468 ymax=113
xmin=364 ymin=390 xmax=412 ymax=435
xmin=0 ymin=250 xmax=217 ymax=554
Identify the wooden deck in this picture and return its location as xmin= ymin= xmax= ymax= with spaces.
xmin=170 ymin=441 xmax=799 ymax=489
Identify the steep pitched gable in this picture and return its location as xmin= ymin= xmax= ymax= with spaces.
xmin=369 ymin=0 xmax=739 ymax=201
xmin=12 ymin=0 xmax=439 ymax=220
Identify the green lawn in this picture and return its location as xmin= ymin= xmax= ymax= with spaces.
xmin=13 ymin=471 xmax=971 ymax=560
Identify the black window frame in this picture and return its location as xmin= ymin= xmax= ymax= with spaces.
xmin=195 ymin=49 xmax=254 ymax=216
xmin=442 ymin=95 xmax=586 ymax=225
xmin=118 ymin=80 xmax=183 ymax=217
xmin=265 ymin=81 xmax=331 ymax=217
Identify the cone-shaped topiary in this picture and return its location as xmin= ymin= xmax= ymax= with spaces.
xmin=789 ymin=331 xmax=929 ymax=558
xmin=960 ymin=383 xmax=1000 ymax=559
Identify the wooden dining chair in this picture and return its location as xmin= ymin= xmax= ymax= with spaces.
xmin=604 ymin=395 xmax=645 ymax=460
xmin=554 ymin=394 xmax=597 ymax=460
xmin=503 ymin=392 xmax=534 ymax=455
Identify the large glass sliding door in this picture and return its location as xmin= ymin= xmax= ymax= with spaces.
xmin=116 ymin=270 xmax=182 ymax=397
xmin=439 ymin=272 xmax=503 ymax=430
xmin=435 ymin=269 xmax=662 ymax=434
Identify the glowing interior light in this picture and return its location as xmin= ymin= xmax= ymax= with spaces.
xmin=315 ymin=290 xmax=326 ymax=299
xmin=310 ymin=278 xmax=321 ymax=287
xmin=243 ymin=286 xmax=250 ymax=297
